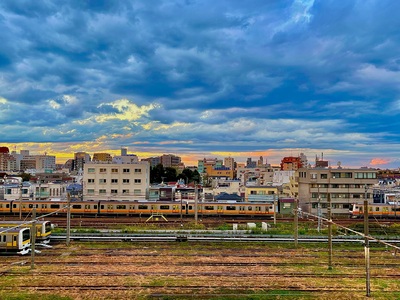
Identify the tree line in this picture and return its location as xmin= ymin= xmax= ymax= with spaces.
xmin=150 ymin=164 xmax=201 ymax=184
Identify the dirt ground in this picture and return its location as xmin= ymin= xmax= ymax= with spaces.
xmin=1 ymin=241 xmax=400 ymax=300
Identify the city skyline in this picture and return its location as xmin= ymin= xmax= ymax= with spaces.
xmin=1 ymin=1 xmax=399 ymax=168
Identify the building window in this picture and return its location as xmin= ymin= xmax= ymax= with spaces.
xmin=320 ymin=174 xmax=327 ymax=179
xmin=134 ymin=179 xmax=141 ymax=184
xmin=88 ymin=179 xmax=94 ymax=184
xmin=355 ymin=172 xmax=377 ymax=179
xmin=99 ymin=189 xmax=106 ymax=194
xmin=123 ymin=189 xmax=129 ymax=194
xmin=111 ymin=189 xmax=118 ymax=194
xmin=99 ymin=179 xmax=107 ymax=184
xmin=311 ymin=173 xmax=317 ymax=179
xmin=87 ymin=189 xmax=94 ymax=194
xmin=134 ymin=189 xmax=141 ymax=195
xmin=123 ymin=179 xmax=130 ymax=184
xmin=111 ymin=179 xmax=118 ymax=184
xmin=134 ymin=168 xmax=141 ymax=173
xmin=123 ymin=168 xmax=130 ymax=173
xmin=88 ymin=168 xmax=95 ymax=173
xmin=111 ymin=168 xmax=118 ymax=173
xmin=99 ymin=168 xmax=107 ymax=173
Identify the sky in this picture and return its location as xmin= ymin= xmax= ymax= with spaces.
xmin=0 ymin=0 xmax=400 ymax=168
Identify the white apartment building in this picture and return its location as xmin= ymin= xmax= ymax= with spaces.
xmin=83 ymin=161 xmax=150 ymax=201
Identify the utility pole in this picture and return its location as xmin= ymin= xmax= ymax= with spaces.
xmin=273 ymin=195 xmax=277 ymax=225
xmin=67 ymin=192 xmax=71 ymax=247
xmin=19 ymin=181 xmax=23 ymax=220
xmin=294 ymin=199 xmax=298 ymax=248
xmin=327 ymin=190 xmax=333 ymax=270
xmin=195 ymin=182 xmax=198 ymax=225
xmin=31 ymin=204 xmax=36 ymax=269
xmin=364 ymin=185 xmax=371 ymax=297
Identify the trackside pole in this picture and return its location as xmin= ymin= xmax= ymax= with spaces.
xmin=67 ymin=193 xmax=71 ymax=247
xmin=364 ymin=199 xmax=371 ymax=297
xmin=294 ymin=199 xmax=298 ymax=248
xmin=31 ymin=205 xmax=36 ymax=269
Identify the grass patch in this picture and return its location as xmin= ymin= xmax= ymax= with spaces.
xmin=0 ymin=293 xmax=72 ymax=300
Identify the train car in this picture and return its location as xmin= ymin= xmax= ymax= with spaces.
xmin=10 ymin=200 xmax=100 ymax=216
xmin=0 ymin=200 xmax=12 ymax=214
xmin=0 ymin=199 xmax=277 ymax=218
xmin=0 ymin=221 xmax=52 ymax=243
xmin=349 ymin=203 xmax=400 ymax=218
xmin=188 ymin=202 xmax=275 ymax=217
xmin=0 ymin=227 xmax=31 ymax=255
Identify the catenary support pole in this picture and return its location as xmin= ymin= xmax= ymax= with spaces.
xmin=67 ymin=192 xmax=71 ymax=247
xmin=294 ymin=199 xmax=298 ymax=248
xmin=327 ymin=192 xmax=333 ymax=270
xmin=364 ymin=199 xmax=371 ymax=297
xmin=31 ymin=204 xmax=36 ymax=269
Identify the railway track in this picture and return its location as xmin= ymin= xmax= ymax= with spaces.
xmin=2 ymin=241 xmax=400 ymax=299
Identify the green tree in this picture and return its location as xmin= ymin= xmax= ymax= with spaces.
xmin=164 ymin=167 xmax=177 ymax=182
xmin=18 ymin=172 xmax=31 ymax=182
xmin=150 ymin=164 xmax=164 ymax=184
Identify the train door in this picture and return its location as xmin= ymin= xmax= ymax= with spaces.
xmin=150 ymin=205 xmax=156 ymax=214
xmin=12 ymin=233 xmax=17 ymax=247
xmin=84 ymin=204 xmax=91 ymax=213
xmin=382 ymin=206 xmax=389 ymax=217
xmin=254 ymin=206 xmax=262 ymax=215
xmin=172 ymin=204 xmax=180 ymax=214
xmin=106 ymin=204 xmax=114 ymax=213
xmin=217 ymin=205 xmax=223 ymax=214
xmin=239 ymin=206 xmax=246 ymax=214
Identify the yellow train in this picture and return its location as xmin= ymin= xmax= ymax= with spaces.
xmin=349 ymin=203 xmax=400 ymax=218
xmin=0 ymin=221 xmax=52 ymax=243
xmin=0 ymin=227 xmax=31 ymax=255
xmin=0 ymin=199 xmax=276 ymax=218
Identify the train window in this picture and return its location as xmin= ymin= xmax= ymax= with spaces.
xmin=226 ymin=206 xmax=236 ymax=211
xmin=29 ymin=204 xmax=33 ymax=208
xmin=116 ymin=205 xmax=126 ymax=209
xmin=204 ymin=206 xmax=214 ymax=210
xmin=2 ymin=235 xmax=5 ymax=242
xmin=138 ymin=205 xmax=148 ymax=209
xmin=50 ymin=204 xmax=60 ymax=209
xmin=375 ymin=207 xmax=379 ymax=212
xmin=72 ymin=205 xmax=82 ymax=209
xmin=6 ymin=204 xmax=9 ymax=208
xmin=248 ymin=206 xmax=252 ymax=211
xmin=41 ymin=204 xmax=47 ymax=208
xmin=107 ymin=205 xmax=113 ymax=209
xmin=160 ymin=205 xmax=170 ymax=210
xmin=101 ymin=205 xmax=104 ymax=209
xmin=12 ymin=204 xmax=17 ymax=208
xmin=94 ymin=205 xmax=97 ymax=209
xmin=13 ymin=235 xmax=16 ymax=242
xmin=188 ymin=205 xmax=193 ymax=210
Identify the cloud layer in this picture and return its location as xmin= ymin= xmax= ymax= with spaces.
xmin=1 ymin=0 xmax=400 ymax=168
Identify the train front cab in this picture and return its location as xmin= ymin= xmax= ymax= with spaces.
xmin=0 ymin=227 xmax=31 ymax=255
xmin=349 ymin=203 xmax=363 ymax=218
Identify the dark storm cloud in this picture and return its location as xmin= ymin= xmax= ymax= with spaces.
xmin=0 ymin=0 xmax=400 ymax=167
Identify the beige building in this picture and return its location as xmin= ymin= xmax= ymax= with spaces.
xmin=298 ymin=167 xmax=378 ymax=215
xmin=83 ymin=161 xmax=150 ymax=201
xmin=244 ymin=185 xmax=279 ymax=203
xmin=93 ymin=153 xmax=113 ymax=162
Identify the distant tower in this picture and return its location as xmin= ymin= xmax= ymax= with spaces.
xmin=121 ymin=147 xmax=128 ymax=156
